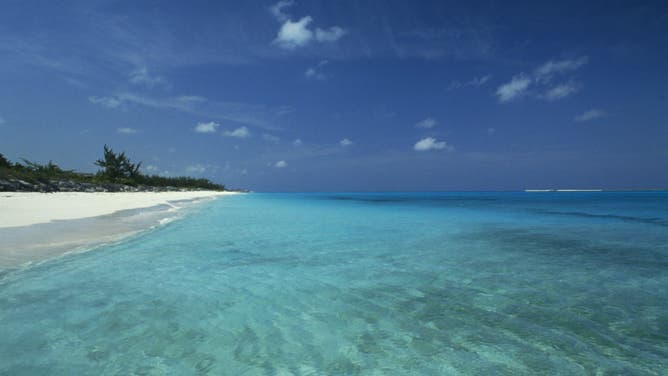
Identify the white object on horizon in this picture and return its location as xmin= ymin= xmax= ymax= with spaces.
xmin=524 ymin=189 xmax=603 ymax=192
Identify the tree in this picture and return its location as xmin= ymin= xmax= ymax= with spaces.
xmin=95 ymin=145 xmax=142 ymax=183
xmin=20 ymin=159 xmax=64 ymax=174
xmin=0 ymin=153 xmax=10 ymax=169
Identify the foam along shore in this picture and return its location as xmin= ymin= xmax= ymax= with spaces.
xmin=0 ymin=191 xmax=238 ymax=268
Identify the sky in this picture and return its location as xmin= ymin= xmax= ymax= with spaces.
xmin=1 ymin=0 xmax=667 ymax=191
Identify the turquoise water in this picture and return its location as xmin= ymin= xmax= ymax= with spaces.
xmin=1 ymin=192 xmax=667 ymax=375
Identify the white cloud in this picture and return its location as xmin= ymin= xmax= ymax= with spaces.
xmin=272 ymin=4 xmax=346 ymax=50
xmin=293 ymin=138 xmax=303 ymax=146
xmin=143 ymin=165 xmax=172 ymax=177
xmin=535 ymin=56 xmax=588 ymax=82
xmin=186 ymin=164 xmax=206 ymax=174
xmin=339 ymin=138 xmax=353 ymax=147
xmin=415 ymin=117 xmax=437 ymax=129
xmin=496 ymin=56 xmax=588 ymax=104
xmin=274 ymin=16 xmax=314 ymax=50
xmin=223 ymin=126 xmax=251 ymax=138
xmin=414 ymin=137 xmax=449 ymax=151
xmin=315 ymin=26 xmax=347 ymax=42
xmin=471 ymin=74 xmax=492 ymax=86
xmin=262 ymin=133 xmax=281 ymax=143
xmin=274 ymin=160 xmax=288 ymax=168
xmin=305 ymin=60 xmax=329 ymax=80
xmin=129 ymin=67 xmax=166 ymax=87
xmin=269 ymin=0 xmax=294 ymax=22
xmin=304 ymin=68 xmax=322 ymax=79
xmin=88 ymin=96 xmax=122 ymax=108
xmin=544 ymin=82 xmax=580 ymax=101
xmin=194 ymin=121 xmax=220 ymax=133
xmin=448 ymin=74 xmax=492 ymax=90
xmin=276 ymin=106 xmax=294 ymax=117
xmin=145 ymin=165 xmax=160 ymax=173
xmin=177 ymin=95 xmax=207 ymax=104
xmin=496 ymin=74 xmax=531 ymax=103
xmin=87 ymin=93 xmax=281 ymax=130
xmin=575 ymin=109 xmax=606 ymax=122
xmin=117 ymin=127 xmax=139 ymax=134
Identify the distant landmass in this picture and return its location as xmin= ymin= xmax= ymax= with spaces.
xmin=524 ymin=189 xmax=667 ymax=192
xmin=0 ymin=145 xmax=227 ymax=192
xmin=525 ymin=189 xmax=603 ymax=192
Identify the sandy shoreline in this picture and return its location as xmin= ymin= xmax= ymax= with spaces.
xmin=0 ymin=191 xmax=237 ymax=228
xmin=0 ymin=191 xmax=239 ymax=268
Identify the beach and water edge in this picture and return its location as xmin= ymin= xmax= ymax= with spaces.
xmin=0 ymin=191 xmax=239 ymax=269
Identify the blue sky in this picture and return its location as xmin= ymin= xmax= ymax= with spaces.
xmin=1 ymin=0 xmax=667 ymax=191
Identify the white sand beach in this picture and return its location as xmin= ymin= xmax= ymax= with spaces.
xmin=0 ymin=191 xmax=239 ymax=267
xmin=0 ymin=191 xmax=237 ymax=228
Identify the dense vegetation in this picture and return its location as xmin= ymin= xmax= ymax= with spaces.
xmin=0 ymin=145 xmax=225 ymax=191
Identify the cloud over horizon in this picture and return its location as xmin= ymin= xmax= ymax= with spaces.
xmin=415 ymin=117 xmax=437 ymax=129
xmin=223 ymin=126 xmax=251 ymax=138
xmin=535 ymin=56 xmax=588 ymax=83
xmin=129 ymin=67 xmax=166 ymax=88
xmin=274 ymin=160 xmax=288 ymax=168
xmin=194 ymin=121 xmax=220 ymax=133
xmin=116 ymin=127 xmax=139 ymax=134
xmin=305 ymin=60 xmax=328 ymax=80
xmin=414 ymin=137 xmax=449 ymax=151
xmin=88 ymin=96 xmax=123 ymax=108
xmin=262 ymin=133 xmax=281 ymax=143
xmin=315 ymin=27 xmax=346 ymax=43
xmin=87 ymin=93 xmax=283 ymax=130
xmin=575 ymin=109 xmax=606 ymax=122
xmin=496 ymin=74 xmax=532 ymax=102
xmin=185 ymin=164 xmax=206 ymax=174
xmin=268 ymin=0 xmax=294 ymax=22
xmin=496 ymin=57 xmax=588 ymax=103
xmin=271 ymin=1 xmax=346 ymax=50
xmin=544 ymin=81 xmax=580 ymax=101
xmin=448 ymin=74 xmax=492 ymax=90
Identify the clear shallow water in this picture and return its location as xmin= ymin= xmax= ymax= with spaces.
xmin=1 ymin=192 xmax=667 ymax=375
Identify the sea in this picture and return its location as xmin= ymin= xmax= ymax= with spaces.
xmin=1 ymin=192 xmax=667 ymax=375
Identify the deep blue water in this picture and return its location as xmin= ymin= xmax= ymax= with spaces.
xmin=1 ymin=192 xmax=667 ymax=375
